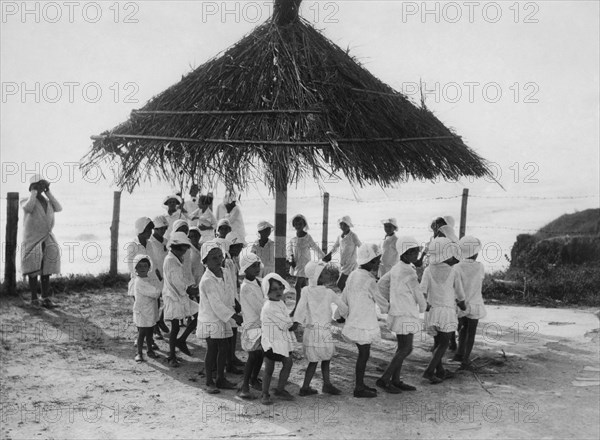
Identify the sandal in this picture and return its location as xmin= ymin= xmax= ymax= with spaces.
xmin=236 ymin=389 xmax=256 ymax=400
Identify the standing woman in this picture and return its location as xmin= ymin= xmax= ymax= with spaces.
xmin=21 ymin=174 xmax=62 ymax=309
xmin=216 ymin=191 xmax=246 ymax=243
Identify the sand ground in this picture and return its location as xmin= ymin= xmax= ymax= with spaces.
xmin=1 ymin=289 xmax=599 ymax=439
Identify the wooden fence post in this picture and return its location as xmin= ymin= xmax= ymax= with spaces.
xmin=321 ymin=192 xmax=330 ymax=253
xmin=3 ymin=192 xmax=19 ymax=295
xmin=110 ymin=191 xmax=121 ymax=276
xmin=459 ymin=188 xmax=469 ymax=239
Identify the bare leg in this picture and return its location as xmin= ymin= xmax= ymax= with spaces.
xmin=28 ymin=276 xmax=39 ymax=300
xmin=40 ymin=275 xmax=51 ymax=299
xmin=277 ymin=357 xmax=293 ymax=391
xmin=336 ymin=273 xmax=348 ymax=291
xmin=168 ymin=320 xmax=180 ymax=360
xmin=205 ymin=338 xmax=218 ymax=386
xmin=302 ymin=362 xmax=318 ymax=389
xmin=355 ymin=343 xmax=371 ymax=390
xmin=262 ymin=358 xmax=275 ymax=396
xmin=321 ymin=360 xmax=332 ymax=385
xmin=290 ymin=277 xmax=307 ymax=316
xmin=424 ymin=332 xmax=450 ymax=377
xmin=382 ymin=334 xmax=413 ymax=383
xmin=463 ymin=318 xmax=479 ymax=364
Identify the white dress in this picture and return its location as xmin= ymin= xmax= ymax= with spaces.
xmin=379 ymin=261 xmax=427 ymax=335
xmin=239 ymin=278 xmax=265 ymax=351
xmin=330 ymin=231 xmax=361 ymax=275
xmin=421 ymin=264 xmax=465 ymax=336
xmin=196 ymin=268 xmax=234 ymax=339
xmin=216 ymin=204 xmax=246 ymax=242
xmin=261 ymin=300 xmax=296 ymax=356
xmin=295 ymin=286 xmax=348 ymax=362
xmin=162 ymin=252 xmax=199 ymax=320
xmin=454 ymin=260 xmax=487 ymax=320
xmin=251 ymin=239 xmax=275 ymax=276
xmin=378 ymin=234 xmax=399 ymax=277
xmin=125 ymin=238 xmax=161 ymax=296
xmin=132 ymin=276 xmax=161 ymax=327
xmin=20 ymin=190 xmax=62 ymax=276
xmin=337 ymin=269 xmax=389 ymax=345
xmin=287 ymin=234 xmax=325 ymax=277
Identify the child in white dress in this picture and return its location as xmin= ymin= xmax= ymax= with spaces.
xmin=453 ymin=236 xmax=486 ymax=370
xmin=378 ymin=218 xmax=399 ymax=277
xmin=251 ymin=221 xmax=275 ymax=276
xmin=237 ymin=253 xmax=265 ymax=400
xmin=196 ymin=240 xmax=243 ymax=393
xmin=287 ymin=214 xmax=325 ymax=316
xmin=260 ymin=273 xmax=297 ymax=405
xmin=336 ymin=243 xmax=389 ymax=398
xmin=323 ymin=215 xmax=361 ymax=290
xmin=377 ymin=237 xmax=427 ymax=393
xmin=295 ymin=261 xmax=348 ymax=396
xmin=420 ymin=237 xmax=466 ymax=383
xmin=132 ymin=254 xmax=161 ymax=362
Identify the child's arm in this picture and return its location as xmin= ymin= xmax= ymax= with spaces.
xmin=370 ymin=280 xmax=390 ymax=314
xmin=377 ymin=271 xmax=391 ymax=303
xmin=452 ymin=268 xmax=467 ymax=310
xmin=21 ymin=191 xmax=38 ymax=213
xmin=330 ymin=290 xmax=349 ymax=318
xmin=204 ymin=279 xmax=235 ymax=322
xmin=323 ymin=236 xmax=340 ymax=262
xmin=353 ymin=232 xmax=362 ymax=248
xmin=308 ymin=234 xmax=326 ymax=259
xmin=286 ymin=238 xmax=295 ymax=265
xmin=46 ymin=191 xmax=62 ymax=212
xmin=293 ymin=288 xmax=309 ymax=324
xmin=420 ymin=268 xmax=431 ymax=310
xmin=407 ymin=274 xmax=427 ymax=313
xmin=333 ymin=288 xmax=349 ymax=320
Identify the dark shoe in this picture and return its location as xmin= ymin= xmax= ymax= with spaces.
xmin=135 ymin=354 xmax=144 ymax=363
xmin=147 ymin=350 xmax=159 ymax=359
xmin=261 ymin=394 xmax=273 ymax=405
xmin=393 ymin=381 xmax=417 ymax=391
xmin=423 ymin=372 xmax=443 ymax=384
xmin=365 ymin=385 xmax=377 ymax=393
xmin=167 ymin=357 xmax=180 ymax=368
xmin=299 ymin=387 xmax=318 ymax=396
xmin=451 ymin=354 xmax=463 ymax=363
xmin=273 ymin=389 xmax=295 ymax=401
xmin=322 ymin=383 xmax=342 ymax=395
xmin=158 ymin=321 xmax=170 ymax=333
xmin=31 ymin=298 xmax=42 ymax=309
xmin=151 ymin=342 xmax=159 ymax=351
xmin=41 ymin=298 xmax=58 ymax=309
xmin=375 ymin=379 xmax=402 ymax=394
xmin=436 ymin=369 xmax=455 ymax=380
xmin=353 ymin=388 xmax=377 ymax=398
xmin=176 ymin=339 xmax=191 ymax=356
xmin=216 ymin=379 xmax=237 ymax=390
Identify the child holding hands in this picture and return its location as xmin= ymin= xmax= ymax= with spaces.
xmin=323 ymin=216 xmax=361 ymax=290
xmin=132 ymin=254 xmax=161 ymax=362
xmin=336 ymin=243 xmax=389 ymax=398
xmin=453 ymin=236 xmax=486 ymax=370
xmin=287 ymin=214 xmax=325 ymax=316
xmin=294 ymin=261 xmax=348 ymax=396
xmin=260 ymin=273 xmax=297 ymax=405
xmin=420 ymin=237 xmax=466 ymax=383
xmin=376 ymin=237 xmax=426 ymax=393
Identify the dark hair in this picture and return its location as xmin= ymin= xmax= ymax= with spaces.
xmin=135 ymin=257 xmax=151 ymax=267
xmin=268 ymin=278 xmax=284 ymax=292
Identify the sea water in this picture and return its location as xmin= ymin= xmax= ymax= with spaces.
xmin=1 ymin=175 xmax=597 ymax=279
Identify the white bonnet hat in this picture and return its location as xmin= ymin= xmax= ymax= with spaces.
xmin=459 ymin=236 xmax=482 ymax=260
xmin=395 ymin=236 xmax=422 ymax=257
xmin=357 ymin=243 xmax=382 ymax=266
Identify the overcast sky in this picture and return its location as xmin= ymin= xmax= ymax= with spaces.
xmin=1 ymin=0 xmax=599 ymax=197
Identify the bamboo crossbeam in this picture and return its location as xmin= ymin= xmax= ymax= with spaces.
xmin=131 ymin=109 xmax=324 ymax=116
xmin=91 ymin=134 xmax=459 ymax=145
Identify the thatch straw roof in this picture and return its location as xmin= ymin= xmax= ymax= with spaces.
xmin=83 ymin=5 xmax=491 ymax=192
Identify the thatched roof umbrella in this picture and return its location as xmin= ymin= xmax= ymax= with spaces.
xmin=84 ymin=0 xmax=492 ymax=275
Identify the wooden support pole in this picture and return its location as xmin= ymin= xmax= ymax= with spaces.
xmin=321 ymin=192 xmax=330 ymax=253
xmin=110 ymin=191 xmax=122 ymax=276
xmin=459 ymin=188 xmax=469 ymax=239
xmin=274 ymin=186 xmax=288 ymax=277
xmin=3 ymin=192 xmax=19 ymax=295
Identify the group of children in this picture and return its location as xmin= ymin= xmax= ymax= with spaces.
xmin=127 ymin=191 xmax=486 ymax=403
